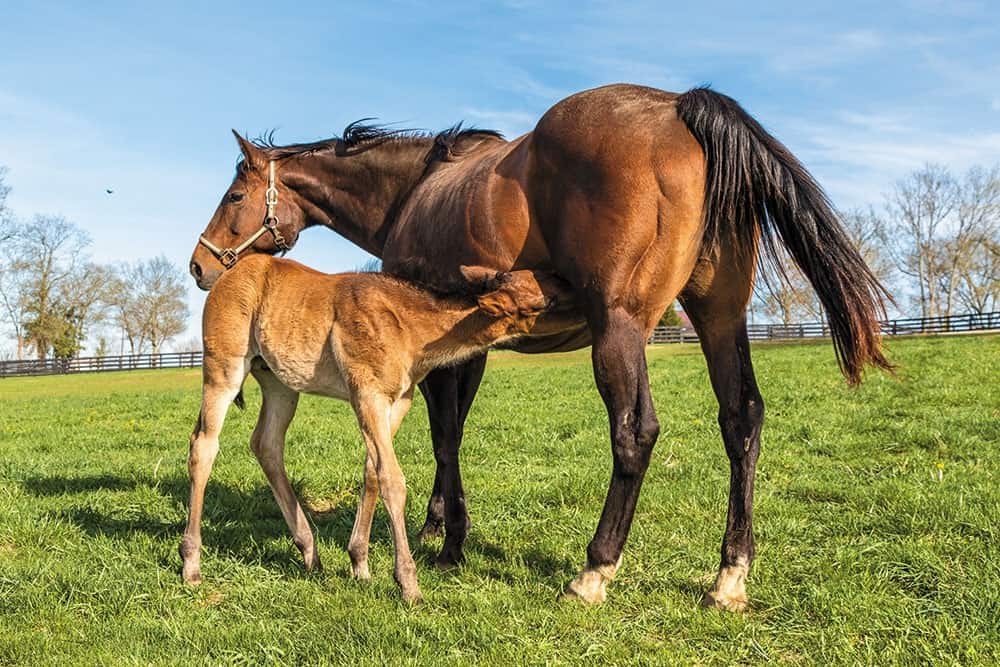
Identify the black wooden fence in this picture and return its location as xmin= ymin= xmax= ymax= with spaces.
xmin=0 ymin=312 xmax=997 ymax=379
xmin=0 ymin=351 xmax=203 ymax=378
xmin=650 ymin=311 xmax=1000 ymax=345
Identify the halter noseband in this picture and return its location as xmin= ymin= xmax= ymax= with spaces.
xmin=199 ymin=160 xmax=291 ymax=269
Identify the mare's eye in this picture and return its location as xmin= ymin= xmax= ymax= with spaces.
xmin=228 ymin=192 xmax=245 ymax=203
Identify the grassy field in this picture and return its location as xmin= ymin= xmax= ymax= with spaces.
xmin=0 ymin=335 xmax=997 ymax=665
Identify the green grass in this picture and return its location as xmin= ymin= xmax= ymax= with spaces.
xmin=0 ymin=335 xmax=998 ymax=665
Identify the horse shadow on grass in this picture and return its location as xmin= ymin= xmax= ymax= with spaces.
xmin=21 ymin=472 xmax=379 ymax=579
xmin=20 ymin=472 xmax=569 ymax=584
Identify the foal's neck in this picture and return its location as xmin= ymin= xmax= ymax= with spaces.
xmin=408 ymin=292 xmax=514 ymax=369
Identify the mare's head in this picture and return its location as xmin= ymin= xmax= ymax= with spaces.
xmin=190 ymin=132 xmax=305 ymax=290
xmin=460 ymin=266 xmax=579 ymax=334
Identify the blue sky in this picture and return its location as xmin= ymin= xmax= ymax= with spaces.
xmin=1 ymin=1 xmax=998 ymax=348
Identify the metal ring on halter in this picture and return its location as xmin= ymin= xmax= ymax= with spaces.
xmin=198 ymin=159 xmax=290 ymax=268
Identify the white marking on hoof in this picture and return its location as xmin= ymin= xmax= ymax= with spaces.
xmin=702 ymin=559 xmax=749 ymax=612
xmin=561 ymin=556 xmax=622 ymax=604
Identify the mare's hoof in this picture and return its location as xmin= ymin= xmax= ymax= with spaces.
xmin=434 ymin=547 xmax=465 ymax=570
xmin=417 ymin=523 xmax=444 ymax=543
xmin=182 ymin=570 xmax=202 ymax=587
xmin=701 ymin=590 xmax=748 ymax=612
xmin=560 ymin=575 xmax=608 ymax=604
xmin=402 ymin=590 xmax=423 ymax=605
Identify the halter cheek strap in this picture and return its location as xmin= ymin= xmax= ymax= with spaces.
xmin=199 ymin=160 xmax=291 ymax=269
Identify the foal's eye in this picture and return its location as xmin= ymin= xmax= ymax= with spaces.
xmin=228 ymin=192 xmax=245 ymax=203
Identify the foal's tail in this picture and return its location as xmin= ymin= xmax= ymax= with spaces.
xmin=676 ymin=87 xmax=893 ymax=384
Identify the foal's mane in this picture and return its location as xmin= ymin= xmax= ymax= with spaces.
xmin=250 ymin=121 xmax=504 ymax=161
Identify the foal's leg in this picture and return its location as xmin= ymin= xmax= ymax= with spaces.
xmin=347 ymin=390 xmax=412 ymax=580
xmin=249 ymin=367 xmax=320 ymax=572
xmin=416 ymin=354 xmax=487 ymax=567
xmin=564 ymin=307 xmax=660 ymax=603
xmin=354 ymin=392 xmax=421 ymax=602
xmin=180 ymin=356 xmax=247 ymax=585
xmin=684 ymin=307 xmax=763 ymax=612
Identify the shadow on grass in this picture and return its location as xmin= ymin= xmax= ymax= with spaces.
xmin=21 ymin=472 xmax=378 ymax=576
xmin=20 ymin=472 xmax=570 ymax=582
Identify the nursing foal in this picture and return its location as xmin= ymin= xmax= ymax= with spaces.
xmin=180 ymin=253 xmax=576 ymax=601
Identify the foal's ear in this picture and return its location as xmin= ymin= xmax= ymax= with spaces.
xmin=232 ymin=130 xmax=263 ymax=171
xmin=459 ymin=265 xmax=505 ymax=292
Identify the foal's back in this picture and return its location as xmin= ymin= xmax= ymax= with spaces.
xmin=203 ymin=254 xmax=456 ymax=399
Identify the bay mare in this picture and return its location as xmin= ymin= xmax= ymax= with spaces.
xmin=181 ymin=254 xmax=577 ymax=601
xmin=190 ymin=84 xmax=891 ymax=610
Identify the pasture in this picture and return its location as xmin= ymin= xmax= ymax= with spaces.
xmin=0 ymin=335 xmax=997 ymax=665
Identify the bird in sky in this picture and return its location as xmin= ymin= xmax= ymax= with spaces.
xmin=106 ymin=189 xmax=114 ymax=194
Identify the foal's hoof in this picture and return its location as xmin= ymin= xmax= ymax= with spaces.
xmin=182 ymin=569 xmax=202 ymax=587
xmin=304 ymin=554 xmax=323 ymax=573
xmin=701 ymin=589 xmax=748 ymax=612
xmin=350 ymin=561 xmax=372 ymax=581
xmin=402 ymin=589 xmax=423 ymax=605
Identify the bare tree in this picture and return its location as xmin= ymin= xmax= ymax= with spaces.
xmin=0 ymin=166 xmax=11 ymax=227
xmin=755 ymin=261 xmax=821 ymax=324
xmin=107 ymin=257 xmax=190 ymax=354
xmin=885 ymin=164 xmax=959 ymax=317
xmin=954 ymin=238 xmax=1000 ymax=313
xmin=139 ymin=256 xmax=189 ymax=354
xmin=941 ymin=165 xmax=1000 ymax=315
xmin=0 ymin=215 xmax=92 ymax=358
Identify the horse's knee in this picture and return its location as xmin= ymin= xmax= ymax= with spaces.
xmin=718 ymin=393 xmax=764 ymax=459
xmin=611 ymin=417 xmax=657 ymax=478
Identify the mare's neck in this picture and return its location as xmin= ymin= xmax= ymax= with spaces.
xmin=280 ymin=140 xmax=433 ymax=257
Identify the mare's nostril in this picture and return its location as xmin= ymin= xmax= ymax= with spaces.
xmin=190 ymin=261 xmax=203 ymax=280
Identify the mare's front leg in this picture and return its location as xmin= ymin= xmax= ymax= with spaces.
xmin=563 ymin=307 xmax=660 ymax=603
xmin=353 ymin=391 xmax=421 ymax=603
xmin=249 ymin=367 xmax=320 ymax=572
xmin=180 ymin=356 xmax=247 ymax=585
xmin=347 ymin=390 xmax=412 ymax=581
xmin=416 ymin=354 xmax=487 ymax=567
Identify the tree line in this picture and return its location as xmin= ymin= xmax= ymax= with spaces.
xmin=753 ymin=163 xmax=1000 ymax=324
xmin=0 ymin=167 xmax=189 ymax=360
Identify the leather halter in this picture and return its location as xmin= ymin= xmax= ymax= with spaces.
xmin=199 ymin=160 xmax=290 ymax=268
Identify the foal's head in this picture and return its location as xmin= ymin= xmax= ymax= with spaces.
xmin=190 ymin=133 xmax=305 ymax=290
xmin=460 ymin=266 xmax=578 ymax=334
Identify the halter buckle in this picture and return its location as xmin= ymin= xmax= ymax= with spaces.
xmin=220 ymin=248 xmax=238 ymax=267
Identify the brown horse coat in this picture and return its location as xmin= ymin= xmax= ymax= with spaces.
xmin=179 ymin=254 xmax=577 ymax=601
xmin=190 ymin=84 xmax=890 ymax=609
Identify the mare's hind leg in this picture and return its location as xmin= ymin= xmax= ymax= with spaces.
xmin=249 ymin=366 xmax=320 ymax=572
xmin=564 ymin=306 xmax=660 ymax=603
xmin=682 ymin=262 xmax=764 ymax=612
xmin=416 ymin=354 xmax=487 ymax=567
xmin=180 ymin=356 xmax=247 ymax=585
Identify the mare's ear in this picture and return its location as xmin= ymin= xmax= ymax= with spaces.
xmin=232 ymin=129 xmax=263 ymax=171
xmin=459 ymin=265 xmax=506 ymax=292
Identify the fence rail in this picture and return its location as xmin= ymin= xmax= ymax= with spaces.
xmin=649 ymin=311 xmax=1000 ymax=345
xmin=0 ymin=351 xmax=203 ymax=378
xmin=0 ymin=312 xmax=997 ymax=379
